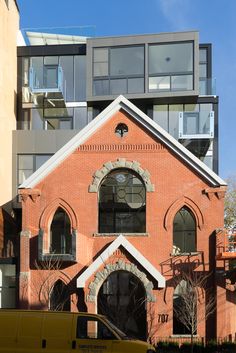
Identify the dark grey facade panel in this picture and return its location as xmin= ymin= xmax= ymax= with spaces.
xmin=17 ymin=44 xmax=86 ymax=57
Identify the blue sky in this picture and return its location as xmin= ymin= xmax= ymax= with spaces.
xmin=17 ymin=0 xmax=236 ymax=179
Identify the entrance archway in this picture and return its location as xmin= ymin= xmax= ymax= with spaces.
xmin=98 ymin=270 xmax=147 ymax=340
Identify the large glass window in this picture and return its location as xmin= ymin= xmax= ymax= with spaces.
xmin=99 ymin=169 xmax=146 ymax=233
xmin=18 ymin=154 xmax=52 ymax=185
xmin=50 ymin=208 xmax=71 ymax=255
xmin=148 ymin=42 xmax=193 ymax=92
xmin=173 ymin=207 xmax=196 ymax=254
xmin=110 ymin=46 xmax=144 ymax=76
xmin=93 ymin=46 xmax=144 ymax=96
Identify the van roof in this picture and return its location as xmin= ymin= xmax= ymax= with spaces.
xmin=0 ymin=310 xmax=105 ymax=318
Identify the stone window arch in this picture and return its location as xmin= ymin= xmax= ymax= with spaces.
xmin=89 ymin=158 xmax=154 ymax=193
xmin=99 ymin=168 xmax=146 ymax=233
xmin=173 ymin=207 xmax=196 ymax=254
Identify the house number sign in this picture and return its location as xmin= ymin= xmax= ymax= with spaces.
xmin=158 ymin=314 xmax=169 ymax=323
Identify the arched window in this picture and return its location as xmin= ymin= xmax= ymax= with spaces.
xmin=49 ymin=280 xmax=70 ymax=311
xmin=50 ymin=208 xmax=71 ymax=254
xmin=99 ymin=169 xmax=146 ymax=233
xmin=173 ymin=207 xmax=196 ymax=254
xmin=173 ymin=279 xmax=197 ymax=335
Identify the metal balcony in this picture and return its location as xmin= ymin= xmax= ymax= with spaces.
xmin=216 ymin=230 xmax=236 ymax=260
xmin=179 ymin=111 xmax=214 ymax=140
xmin=29 ymin=66 xmax=63 ymax=94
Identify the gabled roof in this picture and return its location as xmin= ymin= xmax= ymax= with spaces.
xmin=77 ymin=235 xmax=166 ymax=288
xmin=19 ymin=95 xmax=226 ymax=189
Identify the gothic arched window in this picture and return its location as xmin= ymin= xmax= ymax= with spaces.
xmin=173 ymin=207 xmax=196 ymax=254
xmin=49 ymin=280 xmax=70 ymax=311
xmin=99 ymin=169 xmax=146 ymax=233
xmin=50 ymin=208 xmax=71 ymax=254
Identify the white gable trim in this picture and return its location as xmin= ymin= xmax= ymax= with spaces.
xmin=77 ymin=235 xmax=166 ymax=288
xmin=19 ymin=95 xmax=226 ymax=189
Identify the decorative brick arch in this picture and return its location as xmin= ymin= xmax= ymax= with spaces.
xmin=88 ymin=158 xmax=155 ymax=193
xmin=39 ymin=198 xmax=78 ymax=232
xmin=87 ymin=259 xmax=156 ymax=303
xmin=164 ymin=196 xmax=204 ymax=231
xmin=38 ymin=271 xmax=72 ymax=305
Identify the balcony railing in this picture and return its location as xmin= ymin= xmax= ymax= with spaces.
xmin=199 ymin=77 xmax=216 ymax=96
xmin=29 ymin=66 xmax=63 ymax=94
xmin=179 ymin=111 xmax=214 ymax=139
xmin=216 ymin=230 xmax=236 ymax=260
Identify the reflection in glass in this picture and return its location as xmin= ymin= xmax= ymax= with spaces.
xmin=50 ymin=208 xmax=71 ymax=254
xmin=149 ymin=42 xmax=193 ymax=74
xmin=110 ymin=46 xmax=144 ymax=76
xmin=173 ymin=207 xmax=196 ymax=253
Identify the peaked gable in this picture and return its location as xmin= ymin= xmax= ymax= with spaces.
xmin=19 ymin=95 xmax=226 ymax=189
xmin=77 ymin=235 xmax=166 ymax=288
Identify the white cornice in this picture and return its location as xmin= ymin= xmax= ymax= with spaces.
xmin=77 ymin=235 xmax=166 ymax=288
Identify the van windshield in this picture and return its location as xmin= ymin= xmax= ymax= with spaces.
xmin=104 ymin=319 xmax=129 ymax=340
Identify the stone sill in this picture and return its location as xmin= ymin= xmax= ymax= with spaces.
xmin=170 ymin=251 xmax=202 ymax=257
xmin=93 ymin=233 xmax=149 ymax=237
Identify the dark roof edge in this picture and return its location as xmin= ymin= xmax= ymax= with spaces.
xmin=14 ymin=0 xmax=20 ymax=12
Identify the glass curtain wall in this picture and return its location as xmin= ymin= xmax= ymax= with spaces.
xmin=93 ymin=46 xmax=145 ymax=96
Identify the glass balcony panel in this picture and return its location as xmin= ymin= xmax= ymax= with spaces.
xmin=59 ymin=56 xmax=73 ymax=100
xmin=44 ymin=66 xmax=58 ymax=88
xmin=179 ymin=111 xmax=214 ymax=139
xmin=199 ymin=78 xmax=216 ymax=95
xmin=149 ymin=76 xmax=170 ymax=91
xmin=183 ymin=113 xmax=198 ymax=135
xmin=171 ymin=75 xmax=193 ymax=90
xmin=199 ymin=63 xmax=207 ymax=77
xmin=29 ymin=65 xmax=63 ymax=93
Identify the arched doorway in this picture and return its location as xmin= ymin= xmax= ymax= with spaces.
xmin=97 ymin=270 xmax=147 ymax=340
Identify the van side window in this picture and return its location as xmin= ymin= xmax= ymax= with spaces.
xmin=77 ymin=317 xmax=116 ymax=340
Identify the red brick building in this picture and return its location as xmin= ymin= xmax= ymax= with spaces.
xmin=19 ymin=96 xmax=234 ymax=342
